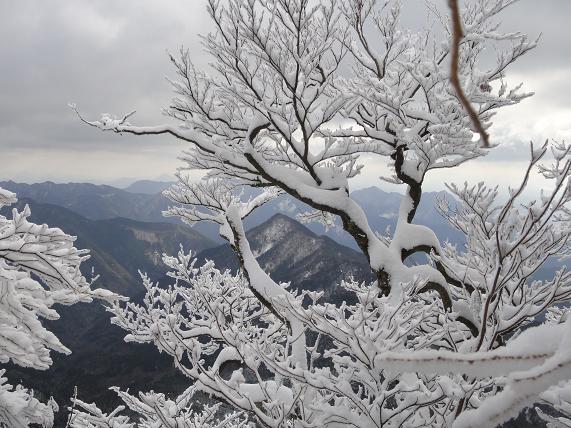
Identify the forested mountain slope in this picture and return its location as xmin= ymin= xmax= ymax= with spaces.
xmin=199 ymin=213 xmax=372 ymax=300
xmin=5 ymin=200 xmax=374 ymax=424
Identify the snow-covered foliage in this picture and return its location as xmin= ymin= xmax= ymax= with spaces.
xmin=71 ymin=0 xmax=571 ymax=426
xmin=67 ymin=386 xmax=247 ymax=428
xmin=0 ymin=188 xmax=119 ymax=427
xmin=0 ymin=369 xmax=58 ymax=428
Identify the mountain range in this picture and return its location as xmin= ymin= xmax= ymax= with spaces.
xmin=1 ymin=180 xmax=175 ymax=225
xmin=1 ymin=180 xmax=557 ymax=426
xmin=0 ymin=180 xmax=464 ymax=248
xmin=3 ymin=197 xmax=215 ymax=297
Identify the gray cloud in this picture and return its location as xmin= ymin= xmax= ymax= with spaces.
xmin=0 ymin=0 xmax=569 ymax=186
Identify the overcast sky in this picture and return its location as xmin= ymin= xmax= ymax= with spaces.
xmin=0 ymin=0 xmax=570 ymax=192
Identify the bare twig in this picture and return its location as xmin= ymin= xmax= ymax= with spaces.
xmin=64 ymin=386 xmax=78 ymax=428
xmin=448 ymin=0 xmax=490 ymax=147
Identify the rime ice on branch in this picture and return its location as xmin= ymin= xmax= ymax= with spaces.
xmin=70 ymin=0 xmax=570 ymax=427
xmin=0 ymin=188 xmax=119 ymax=427
xmin=67 ymin=386 xmax=248 ymax=428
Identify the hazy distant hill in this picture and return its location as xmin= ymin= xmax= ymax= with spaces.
xmin=4 ymin=198 xmax=216 ymax=296
xmin=353 ymin=187 xmax=464 ymax=244
xmin=0 ymin=181 xmax=464 ymax=249
xmin=237 ymin=186 xmax=465 ymax=249
xmin=0 ymin=180 xmax=174 ymax=224
xmin=123 ymin=179 xmax=175 ymax=194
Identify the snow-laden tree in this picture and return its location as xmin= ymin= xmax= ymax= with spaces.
xmin=69 ymin=0 xmax=571 ymax=426
xmin=0 ymin=188 xmax=118 ymax=427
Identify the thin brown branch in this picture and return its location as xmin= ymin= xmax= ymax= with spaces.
xmin=448 ymin=0 xmax=490 ymax=147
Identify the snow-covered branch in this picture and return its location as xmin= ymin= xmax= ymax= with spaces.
xmin=68 ymin=386 xmax=248 ymax=428
xmin=0 ymin=188 xmax=120 ymax=427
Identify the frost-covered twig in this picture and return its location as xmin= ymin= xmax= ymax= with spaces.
xmin=67 ymin=387 xmax=247 ymax=428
